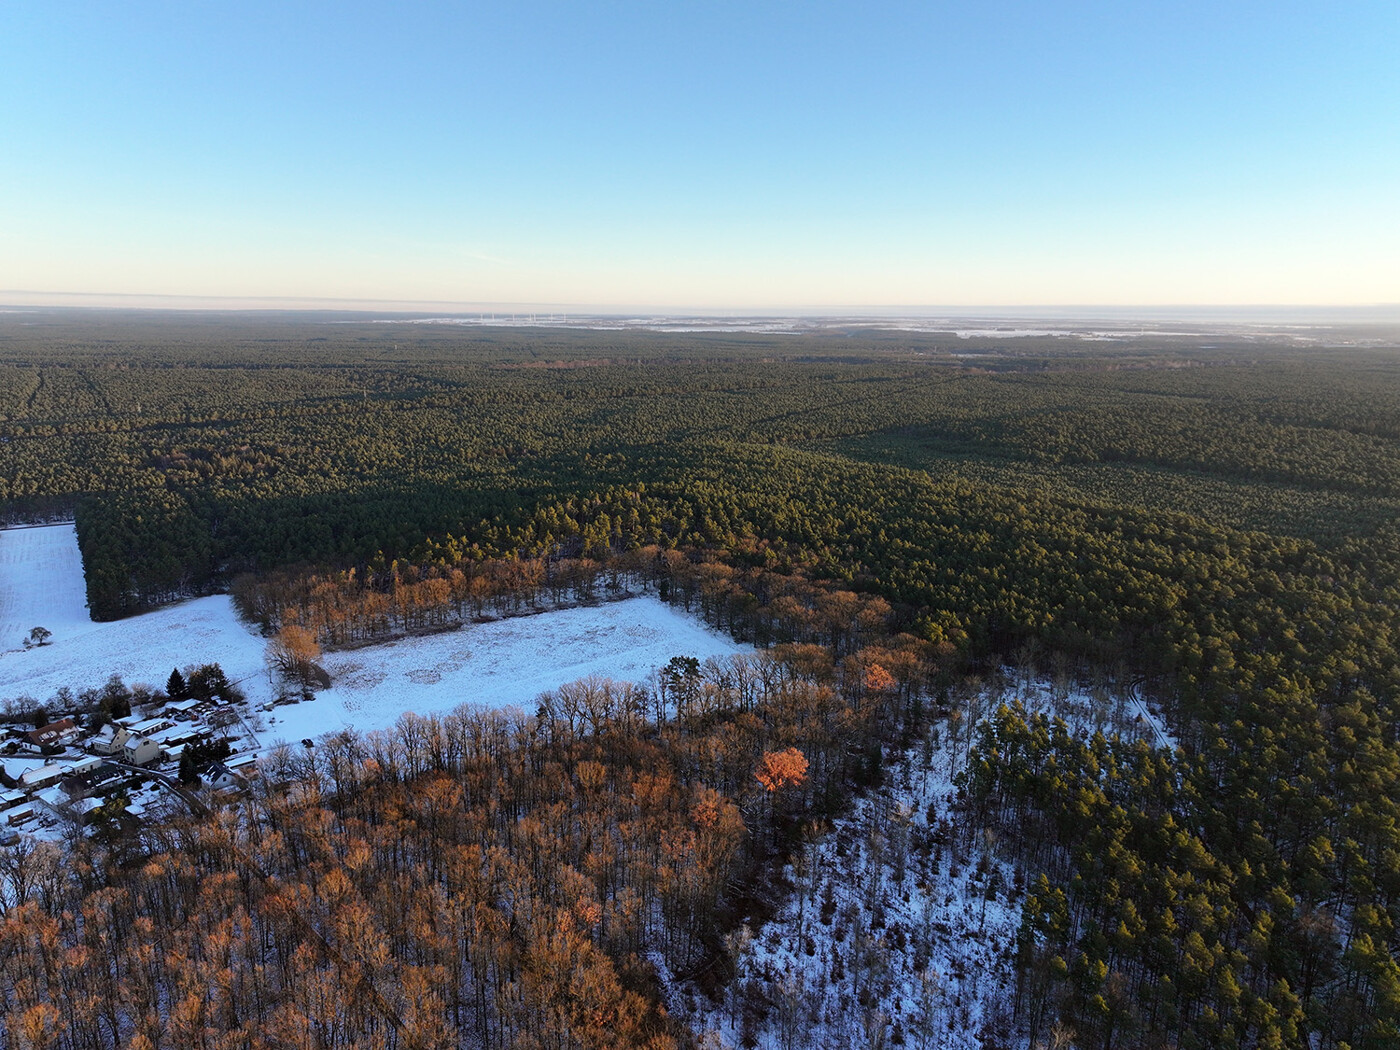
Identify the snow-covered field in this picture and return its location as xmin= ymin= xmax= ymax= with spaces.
xmin=0 ymin=591 xmax=272 ymax=709
xmin=0 ymin=525 xmax=751 ymax=748
xmin=264 ymin=598 xmax=751 ymax=741
xmin=0 ymin=524 xmax=93 ymax=652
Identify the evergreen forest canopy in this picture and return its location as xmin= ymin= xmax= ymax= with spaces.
xmin=3 ymin=309 xmax=1400 ymax=1048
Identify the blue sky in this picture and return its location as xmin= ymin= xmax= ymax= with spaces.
xmin=2 ymin=2 xmax=1397 ymax=308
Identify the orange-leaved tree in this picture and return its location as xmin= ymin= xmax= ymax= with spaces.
xmin=754 ymin=747 xmax=808 ymax=793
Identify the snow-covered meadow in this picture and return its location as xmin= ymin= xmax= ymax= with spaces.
xmin=0 ymin=524 xmax=93 ymax=653
xmin=0 ymin=525 xmax=751 ymax=747
xmin=264 ymin=598 xmax=751 ymax=741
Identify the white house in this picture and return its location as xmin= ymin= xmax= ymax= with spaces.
xmin=122 ymin=736 xmax=162 ymax=767
xmin=91 ymin=725 xmax=132 ymax=756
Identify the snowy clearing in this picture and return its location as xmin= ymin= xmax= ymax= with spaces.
xmin=263 ymin=597 xmax=752 ymax=742
xmin=0 ymin=590 xmax=274 ymax=709
xmin=0 ymin=524 xmax=93 ymax=652
xmin=0 ymin=526 xmax=751 ymax=749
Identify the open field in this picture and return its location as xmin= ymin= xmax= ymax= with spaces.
xmin=0 ymin=524 xmax=92 ymax=653
xmin=264 ymin=597 xmax=751 ymax=742
xmin=0 ymin=526 xmax=750 ymax=746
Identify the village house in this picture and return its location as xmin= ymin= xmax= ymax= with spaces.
xmin=25 ymin=717 xmax=77 ymax=747
xmin=226 ymin=752 xmax=260 ymax=778
xmin=206 ymin=762 xmax=246 ymax=792
xmin=121 ymin=735 xmax=163 ymax=767
xmin=66 ymin=755 xmax=102 ymax=778
xmin=148 ymin=724 xmax=207 ymax=749
xmin=60 ymin=760 xmax=125 ymax=801
xmin=127 ymin=717 xmax=176 ymax=737
xmin=19 ymin=762 xmax=70 ymax=791
xmin=34 ymin=785 xmax=103 ymax=826
xmin=164 ymin=698 xmax=203 ymax=720
xmin=33 ymin=784 xmax=68 ymax=817
xmin=90 ymin=724 xmax=132 ymax=755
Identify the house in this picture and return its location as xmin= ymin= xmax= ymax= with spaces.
xmin=0 ymin=788 xmax=26 ymax=811
xmin=148 ymin=724 xmax=207 ymax=749
xmin=91 ymin=724 xmax=132 ymax=756
xmin=34 ymin=787 xmax=102 ymax=826
xmin=34 ymin=785 xmax=68 ymax=816
xmin=5 ymin=803 xmax=34 ymax=827
xmin=122 ymin=736 xmax=162 ymax=767
xmin=57 ymin=758 xmax=120 ymax=801
xmin=19 ymin=763 xmax=69 ymax=791
xmin=164 ymin=698 xmax=202 ymax=720
xmin=25 ymin=718 xmax=77 ymax=747
xmin=70 ymin=797 xmax=103 ymax=825
xmin=66 ymin=756 xmax=101 ymax=778
xmin=128 ymin=717 xmax=175 ymax=738
xmin=206 ymin=763 xmax=246 ymax=791
xmin=226 ymin=753 xmax=260 ymax=777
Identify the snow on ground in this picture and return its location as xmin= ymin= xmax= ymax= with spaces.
xmin=0 ymin=592 xmax=273 ymax=708
xmin=990 ymin=669 xmax=1179 ymax=752
xmin=676 ymin=674 xmax=1178 ymax=1050
xmin=0 ymin=524 xmax=93 ymax=652
xmin=263 ymin=597 xmax=751 ymax=743
xmin=0 ymin=525 xmax=750 ymax=752
xmin=680 ymin=722 xmax=1022 ymax=1050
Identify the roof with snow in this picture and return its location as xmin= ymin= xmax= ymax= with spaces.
xmin=19 ymin=763 xmax=69 ymax=787
xmin=35 ymin=785 xmax=68 ymax=807
xmin=25 ymin=718 xmax=77 ymax=745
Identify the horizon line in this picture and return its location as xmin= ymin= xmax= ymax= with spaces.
xmin=3 ymin=289 xmax=1400 ymax=322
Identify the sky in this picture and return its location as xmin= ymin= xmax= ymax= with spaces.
xmin=1 ymin=2 xmax=1397 ymax=310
